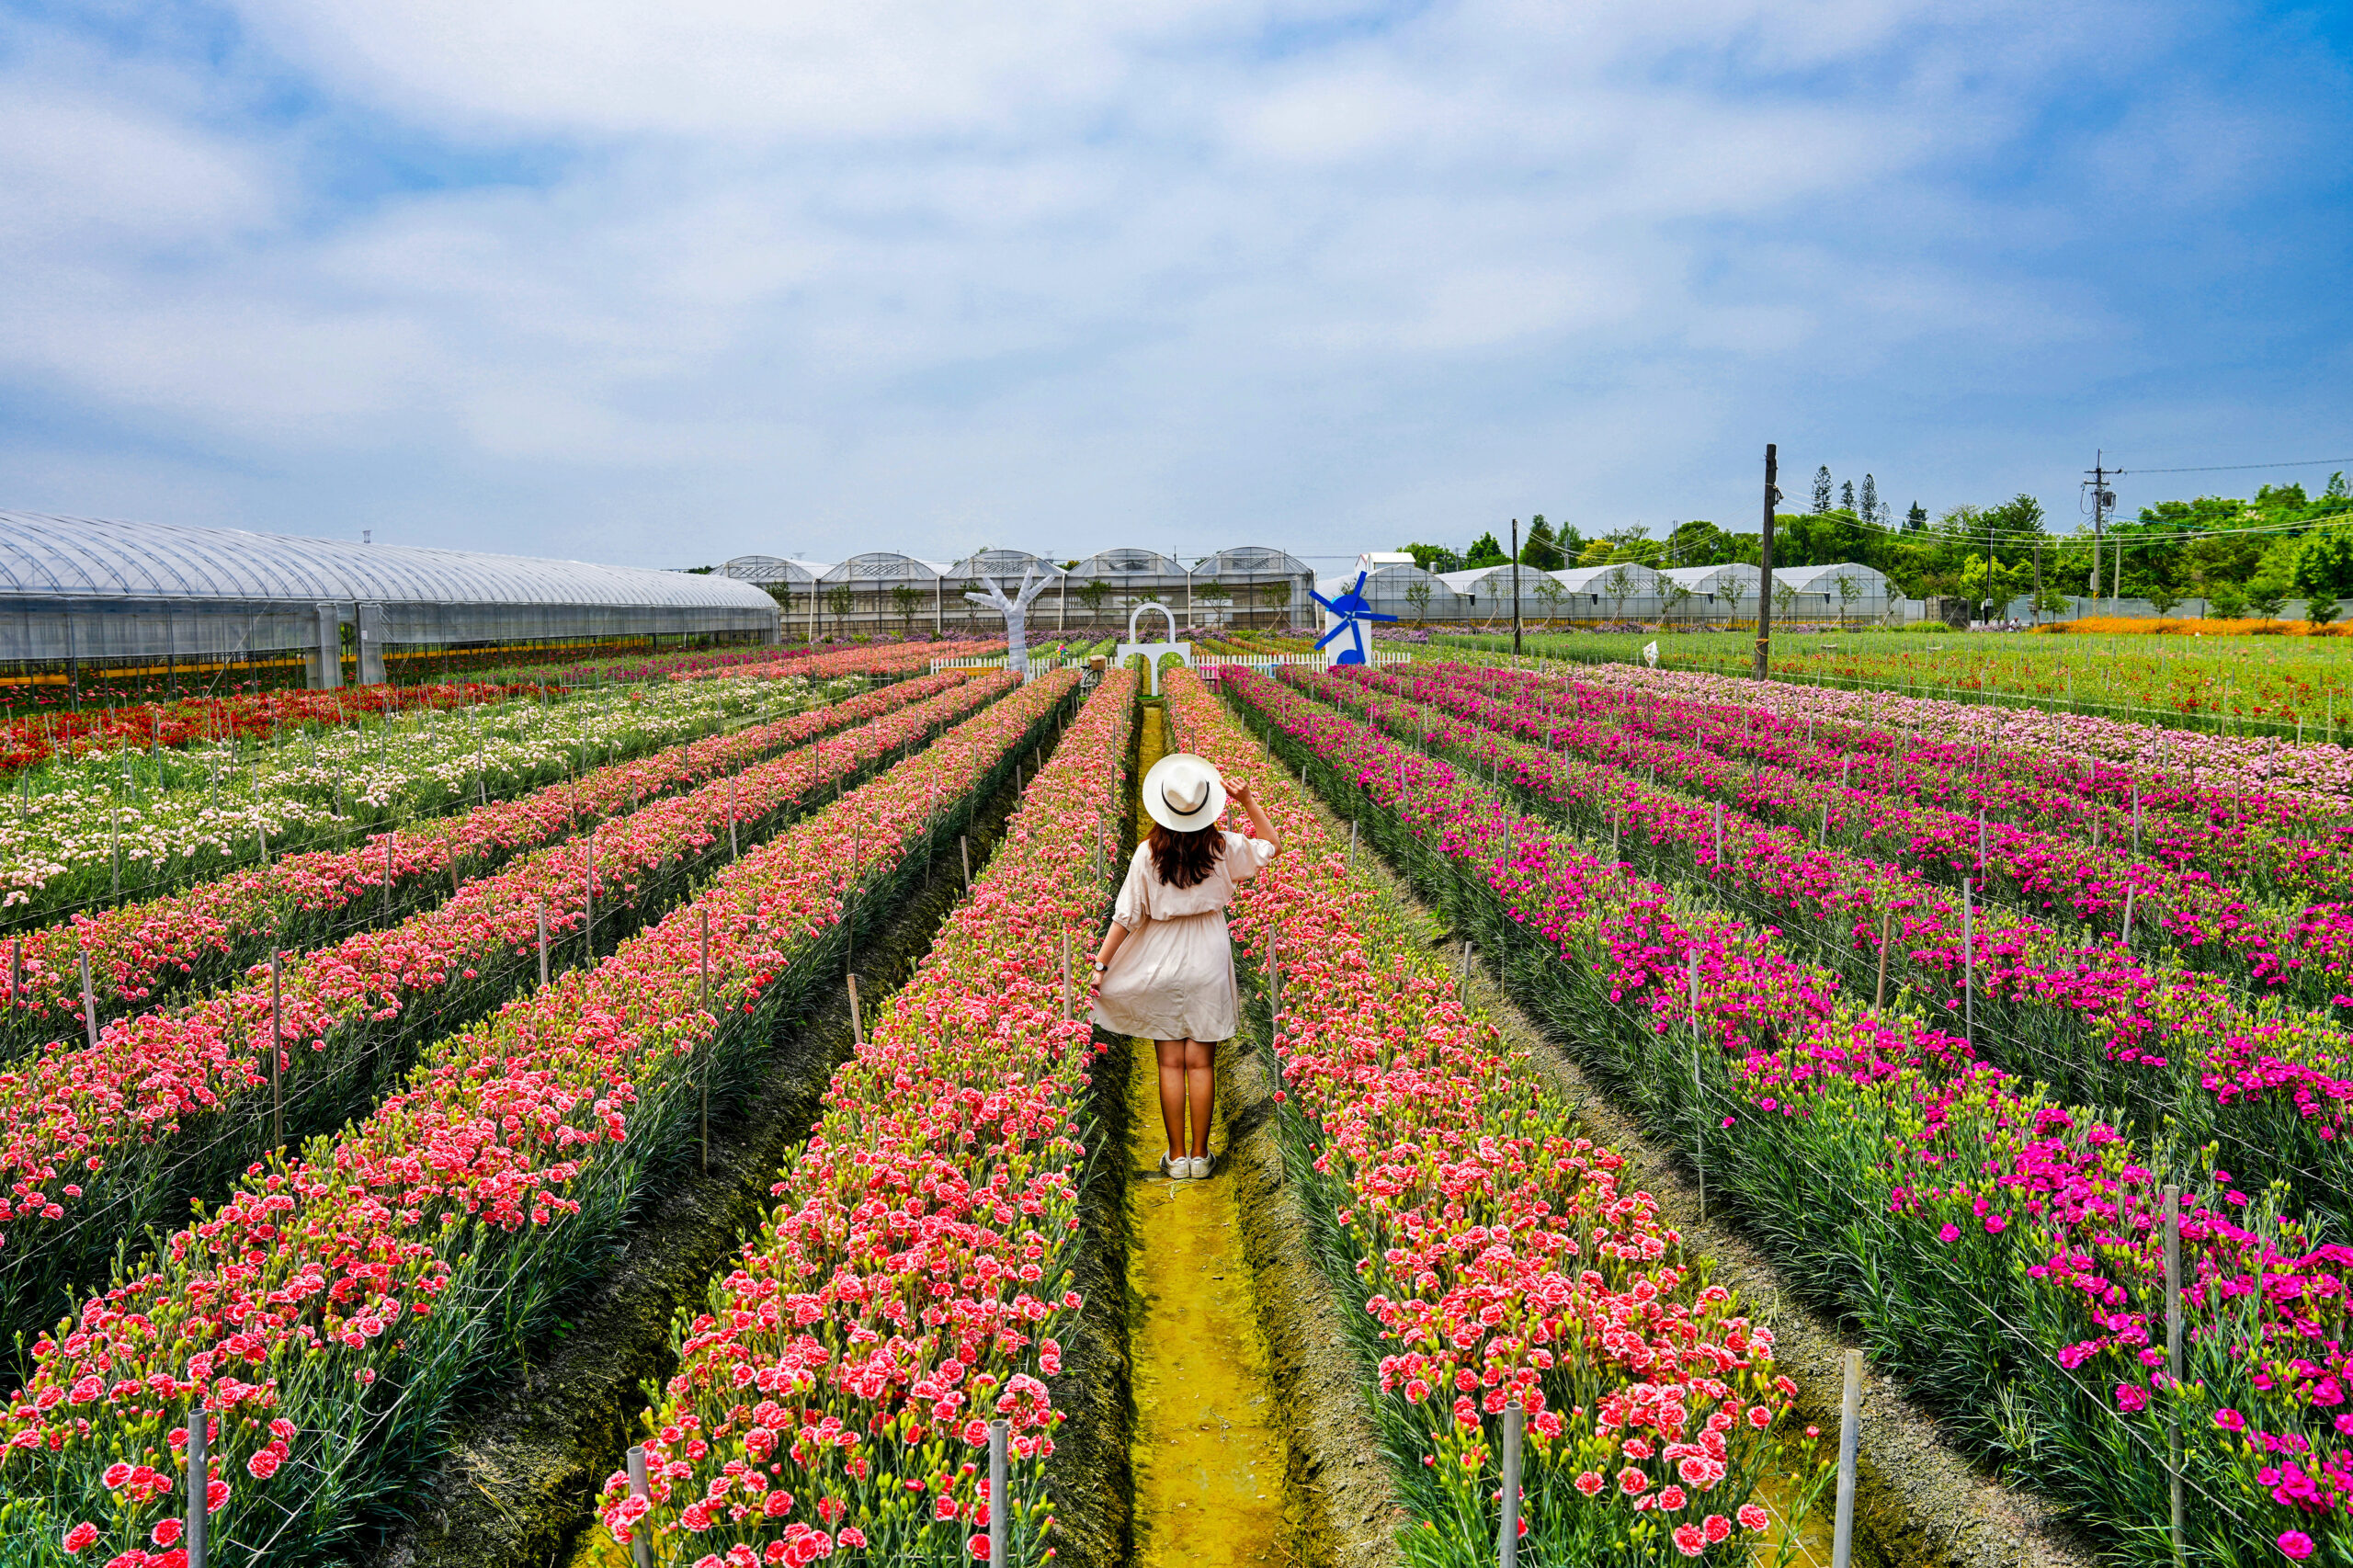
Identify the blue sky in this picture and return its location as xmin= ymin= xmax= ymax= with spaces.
xmin=1 ymin=0 xmax=2346 ymax=570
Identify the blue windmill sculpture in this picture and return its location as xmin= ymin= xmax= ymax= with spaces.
xmin=1311 ymin=571 xmax=1399 ymax=666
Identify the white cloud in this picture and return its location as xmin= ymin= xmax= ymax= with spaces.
xmin=0 ymin=0 xmax=2336 ymax=564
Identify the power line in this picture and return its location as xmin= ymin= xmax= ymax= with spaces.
xmin=2123 ymin=458 xmax=2353 ymax=476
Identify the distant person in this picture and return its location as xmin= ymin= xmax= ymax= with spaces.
xmin=1086 ymin=754 xmax=1281 ymax=1178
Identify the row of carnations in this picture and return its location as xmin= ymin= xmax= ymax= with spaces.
xmin=1448 ymin=662 xmax=2350 ymax=906
xmin=1222 ymin=665 xmax=2348 ymax=1564
xmin=1303 ymin=663 xmax=2353 ymax=1239
xmin=0 ymin=683 xmax=536 ymax=779
xmin=0 ymin=667 xmax=938 ymax=1050
xmin=596 ymin=672 xmax=1136 ymax=1566
xmin=0 ymin=664 xmax=844 ymax=919
xmin=1166 ymin=670 xmax=1814 ymax=1565
xmin=1576 ymin=662 xmax=2353 ymax=815
xmin=1361 ymin=662 xmax=2353 ymax=1017
xmin=0 ymin=669 xmax=1078 ymax=1567
xmin=0 ymin=672 xmax=1012 ymax=1362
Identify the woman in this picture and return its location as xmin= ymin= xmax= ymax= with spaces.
xmin=1087 ymin=752 xmax=1281 ymax=1178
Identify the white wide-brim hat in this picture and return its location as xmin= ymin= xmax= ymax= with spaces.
xmin=1142 ymin=752 xmax=1227 ymax=833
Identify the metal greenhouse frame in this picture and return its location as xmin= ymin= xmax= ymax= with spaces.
xmin=0 ymin=513 xmax=780 ymax=691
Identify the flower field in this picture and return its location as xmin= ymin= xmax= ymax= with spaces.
xmin=1222 ymin=662 xmax=2351 ymax=1564
xmin=1303 ymin=660 xmax=2353 ymax=1234
xmin=0 ymin=667 xmax=1078 ymax=1566
xmin=594 ymin=671 xmax=1137 ymax=1566
xmin=1165 ymin=669 xmax=1817 ymax=1567
xmin=0 ymin=658 xmax=876 ymax=921
xmin=0 ymin=683 xmax=545 ymax=778
xmin=0 ymin=665 xmax=956 ymax=1059
xmin=0 ymin=669 xmax=1013 ymax=1361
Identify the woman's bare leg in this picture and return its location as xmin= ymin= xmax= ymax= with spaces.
xmin=1184 ymin=1039 xmax=1216 ymax=1158
xmin=1154 ymin=1039 xmax=1188 ymax=1162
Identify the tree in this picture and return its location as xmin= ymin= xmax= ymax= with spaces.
xmin=1532 ymin=576 xmax=1566 ymax=623
xmin=822 ymin=583 xmax=855 ymax=635
xmin=1076 ymin=578 xmax=1112 ymax=622
xmin=1813 ymin=467 xmax=1834 ymax=513
xmin=1859 ymin=474 xmax=1880 ymax=527
xmin=1604 ymin=563 xmax=1637 ymax=621
xmin=1905 ymin=502 xmax=1927 ymax=531
xmin=1719 ymin=574 xmax=1749 ymax=624
xmin=1257 ymin=579 xmax=1292 ymax=629
xmin=1773 ymin=579 xmax=1799 ymax=621
xmin=1661 ymin=579 xmax=1694 ymax=624
xmin=1665 ymin=520 xmax=1733 ymax=567
xmin=2208 ymin=581 xmax=2248 ymax=619
xmin=2309 ymin=597 xmax=2340 ymax=627
xmin=1834 ymin=571 xmax=1861 ymax=627
xmin=1521 ymin=516 xmax=1567 ymax=571
xmin=1839 ymin=480 xmax=1857 ymax=513
xmin=1464 ymin=532 xmax=1508 ymax=568
xmin=2145 ymin=581 xmax=2184 ymax=618
xmin=2292 ymin=527 xmax=2353 ymax=602
xmin=1575 ymin=538 xmax=1614 ymax=568
xmin=890 ymin=583 xmax=921 ymax=634
xmin=1404 ymin=579 xmax=1434 ymax=624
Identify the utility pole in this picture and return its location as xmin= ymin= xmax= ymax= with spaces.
xmin=2085 ymin=451 xmax=2117 ymax=617
xmin=1754 ymin=444 xmax=1779 ymax=680
xmin=1509 ymin=517 xmax=1523 ymax=656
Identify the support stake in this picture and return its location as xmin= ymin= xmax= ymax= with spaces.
xmin=988 ymin=1419 xmax=1009 ymax=1568
xmin=269 ymin=949 xmax=283 ymax=1150
xmin=79 ymin=949 xmax=98 ymax=1050
xmin=2165 ymin=1184 xmax=2185 ymax=1568
xmin=1497 ymin=1402 xmax=1524 ymax=1568
xmin=188 ymin=1403 xmax=210 ymax=1568
xmin=1832 ymin=1348 xmax=1862 ymax=1568
xmin=626 ymin=1446 xmax=653 ymax=1568
xmin=537 ymin=898 xmax=550 ymax=989
xmin=1874 ymin=909 xmax=1893 ymax=1010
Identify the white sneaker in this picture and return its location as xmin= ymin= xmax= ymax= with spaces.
xmin=1159 ymin=1153 xmax=1185 ymax=1179
xmin=1187 ymin=1154 xmax=1213 ymax=1178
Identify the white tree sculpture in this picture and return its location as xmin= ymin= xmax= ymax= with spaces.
xmin=964 ymin=566 xmax=1052 ymax=675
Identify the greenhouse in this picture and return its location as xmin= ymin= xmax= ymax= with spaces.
xmin=1321 ymin=561 xmax=1462 ymax=626
xmin=813 ymin=552 xmax=952 ymax=638
xmin=1769 ymin=562 xmax=1894 ymax=625
xmin=1063 ymin=548 xmax=1192 ymax=627
xmin=1551 ymin=562 xmax=1668 ymax=622
xmin=0 ymin=512 xmax=779 ymax=689
xmin=720 ymin=554 xmax=834 ymax=640
xmin=941 ymin=551 xmax=1066 ymax=636
xmin=1659 ymin=563 xmax=1765 ymax=626
xmin=1193 ymin=546 xmax=1315 ymax=631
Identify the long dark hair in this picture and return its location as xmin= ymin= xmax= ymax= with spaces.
xmin=1147 ymin=822 xmax=1224 ymax=889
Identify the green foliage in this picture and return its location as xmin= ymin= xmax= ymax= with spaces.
xmin=1398 ymin=542 xmax=1463 ymax=574
xmin=1463 ymin=532 xmax=1508 ymax=569
xmin=2293 ymin=527 xmax=2353 ymax=601
xmin=1812 ymin=465 xmax=1834 ymax=513
xmin=1519 ymin=516 xmax=1567 ymax=571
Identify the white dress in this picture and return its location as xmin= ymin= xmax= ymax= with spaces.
xmin=1092 ymin=831 xmax=1278 ymax=1043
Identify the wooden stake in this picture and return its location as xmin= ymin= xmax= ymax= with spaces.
xmin=79 ymin=950 xmax=98 ymax=1049
xmin=961 ymin=834 xmax=972 ymax=891
xmin=2165 ymin=1184 xmax=2185 ymax=1568
xmin=1831 ymin=1350 xmax=1862 ymax=1568
xmin=847 ymin=971 xmax=864 ymax=1045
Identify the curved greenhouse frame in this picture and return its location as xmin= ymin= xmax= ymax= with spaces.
xmin=0 ymin=512 xmax=779 ymax=689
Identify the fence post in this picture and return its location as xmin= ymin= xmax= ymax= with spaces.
xmin=1348 ymin=817 xmax=1358 ymax=869
xmin=1459 ymin=940 xmax=1472 ymax=991
xmin=1688 ymin=949 xmax=1705 ymax=1221
xmin=2165 ymin=1184 xmax=2185 ymax=1568
xmin=537 ymin=897 xmax=550 ymax=988
xmin=626 ymin=1444 xmax=653 ymax=1568
xmin=2123 ymin=884 xmax=2136 ymax=950
xmin=1712 ymin=801 xmax=1723 ymax=864
xmin=1497 ymin=1402 xmax=1524 ymax=1568
xmin=187 ymin=1402 xmax=210 ymax=1568
xmin=1831 ymin=1348 xmax=1862 ymax=1568
xmin=585 ymin=828 xmax=597 ymax=954
xmin=1062 ymin=931 xmax=1074 ymax=1020
xmin=988 ymin=1418 xmax=1009 ymax=1568
xmin=383 ymin=835 xmax=393 ymax=916
xmin=847 ymin=971 xmax=864 ymax=1046
xmin=961 ymin=834 xmax=972 ymax=892
xmin=8 ymin=937 xmax=18 ymax=1014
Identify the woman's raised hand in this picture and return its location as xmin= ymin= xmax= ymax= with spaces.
xmin=1228 ymin=778 xmax=1254 ymax=810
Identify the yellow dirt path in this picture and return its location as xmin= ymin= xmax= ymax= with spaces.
xmin=1123 ymin=699 xmax=1289 ymax=1567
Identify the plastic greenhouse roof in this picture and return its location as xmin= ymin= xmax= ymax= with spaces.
xmin=0 ymin=513 xmax=779 ymax=613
